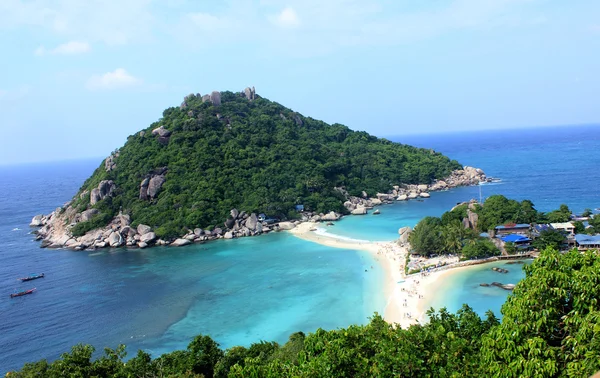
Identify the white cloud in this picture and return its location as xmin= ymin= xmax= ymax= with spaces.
xmin=35 ymin=41 xmax=91 ymax=56
xmin=269 ymin=7 xmax=300 ymax=29
xmin=86 ymin=68 xmax=142 ymax=90
xmin=0 ymin=0 xmax=154 ymax=46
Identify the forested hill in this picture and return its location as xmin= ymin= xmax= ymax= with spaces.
xmin=67 ymin=88 xmax=461 ymax=238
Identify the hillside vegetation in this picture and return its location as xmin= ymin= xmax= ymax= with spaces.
xmin=12 ymin=247 xmax=600 ymax=377
xmin=71 ymin=90 xmax=461 ymax=238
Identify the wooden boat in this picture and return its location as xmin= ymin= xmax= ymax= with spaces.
xmin=10 ymin=288 xmax=36 ymax=298
xmin=19 ymin=273 xmax=44 ymax=282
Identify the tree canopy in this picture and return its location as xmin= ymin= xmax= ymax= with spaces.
xmin=71 ymin=91 xmax=461 ymax=238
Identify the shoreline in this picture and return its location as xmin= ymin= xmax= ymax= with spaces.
xmin=30 ymin=166 xmax=492 ymax=251
xmin=288 ymin=222 xmax=525 ymax=329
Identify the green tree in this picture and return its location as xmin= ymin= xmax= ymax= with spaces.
xmin=479 ymin=248 xmax=600 ymax=377
xmin=533 ymin=229 xmax=566 ymax=251
xmin=187 ymin=334 xmax=224 ymax=378
xmin=461 ymin=239 xmax=500 ymax=259
xmin=409 ymin=217 xmax=444 ymax=256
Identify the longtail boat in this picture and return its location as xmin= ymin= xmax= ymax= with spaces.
xmin=10 ymin=288 xmax=36 ymax=298
xmin=19 ymin=273 xmax=44 ymax=282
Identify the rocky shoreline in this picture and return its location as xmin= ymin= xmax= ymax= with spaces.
xmin=30 ymin=166 xmax=493 ymax=251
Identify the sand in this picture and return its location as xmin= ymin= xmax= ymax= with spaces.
xmin=289 ymin=222 xmax=453 ymax=329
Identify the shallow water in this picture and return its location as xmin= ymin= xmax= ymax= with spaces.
xmin=1 ymin=124 xmax=599 ymax=372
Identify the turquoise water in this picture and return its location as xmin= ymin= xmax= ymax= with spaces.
xmin=427 ymin=260 xmax=530 ymax=317
xmin=1 ymin=124 xmax=599 ymax=372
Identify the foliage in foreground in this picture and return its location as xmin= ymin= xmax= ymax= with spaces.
xmin=11 ymin=247 xmax=600 ymax=377
xmin=71 ymin=91 xmax=461 ymax=238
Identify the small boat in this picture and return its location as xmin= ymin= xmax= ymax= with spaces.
xmin=10 ymin=288 xmax=36 ymax=298
xmin=19 ymin=273 xmax=44 ymax=282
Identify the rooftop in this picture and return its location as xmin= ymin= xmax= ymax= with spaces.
xmin=501 ymin=234 xmax=532 ymax=243
xmin=550 ymin=222 xmax=574 ymax=229
xmin=495 ymin=223 xmax=530 ymax=230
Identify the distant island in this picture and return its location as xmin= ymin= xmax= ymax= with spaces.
xmin=30 ymin=88 xmax=488 ymax=250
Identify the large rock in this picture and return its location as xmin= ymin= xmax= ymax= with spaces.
xmin=80 ymin=209 xmax=100 ymax=222
xmin=90 ymin=188 xmax=101 ymax=205
xmin=278 ymin=222 xmax=296 ymax=230
xmin=30 ymin=215 xmax=44 ymax=227
xmin=243 ymin=86 xmax=256 ymax=100
xmin=137 ymin=224 xmax=152 ymax=235
xmin=408 ymin=192 xmax=419 ymax=199
xmin=224 ymin=231 xmax=233 ymax=239
xmin=419 ymin=192 xmax=430 ymax=198
xmin=139 ymin=177 xmax=150 ymax=200
xmin=147 ymin=175 xmax=165 ymax=199
xmin=230 ymin=208 xmax=239 ymax=219
xmin=210 ymin=91 xmax=221 ymax=106
xmin=351 ymin=207 xmax=367 ymax=215
xmin=397 ymin=194 xmax=408 ymax=201
xmin=107 ymin=231 xmax=123 ymax=248
xmin=151 ymin=126 xmax=172 ymax=138
xmin=417 ymin=184 xmax=428 ymax=191
xmin=90 ymin=180 xmax=116 ymax=205
xmin=370 ymin=198 xmax=383 ymax=206
xmin=224 ymin=218 xmax=235 ymax=229
xmin=104 ymin=151 xmax=118 ymax=172
xmin=467 ymin=209 xmax=479 ymax=229
xmin=398 ymin=226 xmax=412 ymax=244
xmin=321 ymin=211 xmax=340 ymax=221
xmin=171 ymin=238 xmax=192 ymax=247
xmin=140 ymin=232 xmax=156 ymax=243
xmin=245 ymin=213 xmax=258 ymax=231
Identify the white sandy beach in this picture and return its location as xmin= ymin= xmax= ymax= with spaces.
xmin=289 ymin=222 xmax=456 ymax=329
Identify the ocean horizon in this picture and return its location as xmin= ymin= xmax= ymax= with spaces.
xmin=1 ymin=124 xmax=599 ymax=372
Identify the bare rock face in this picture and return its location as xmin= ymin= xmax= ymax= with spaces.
xmin=245 ymin=213 xmax=258 ymax=231
xmin=278 ymin=222 xmax=296 ymax=230
xmin=230 ymin=209 xmax=239 ymax=219
xmin=352 ymin=207 xmax=367 ymax=215
xmin=243 ymin=86 xmax=256 ymax=101
xmin=107 ymin=231 xmax=123 ymax=247
xmin=137 ymin=224 xmax=152 ymax=235
xmin=30 ymin=215 xmax=44 ymax=227
xmin=80 ymin=209 xmax=100 ymax=222
xmin=147 ymin=175 xmax=166 ymax=199
xmin=202 ymin=94 xmax=210 ymax=103
xmin=321 ymin=211 xmax=340 ymax=221
xmin=139 ymin=178 xmax=150 ymax=200
xmin=90 ymin=180 xmax=116 ymax=205
xmin=140 ymin=232 xmax=156 ymax=243
xmin=104 ymin=151 xmax=119 ymax=172
xmin=398 ymin=226 xmax=412 ymax=244
xmin=152 ymin=126 xmax=172 ymax=138
xmin=210 ymin=91 xmax=221 ymax=106
xmin=140 ymin=169 xmax=167 ymax=200
xmin=171 ymin=238 xmax=192 ymax=247
xmin=467 ymin=209 xmax=479 ymax=229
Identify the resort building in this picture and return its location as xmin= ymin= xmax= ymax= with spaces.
xmin=494 ymin=223 xmax=530 ymax=236
xmin=574 ymin=234 xmax=600 ymax=250
xmin=550 ymin=222 xmax=575 ymax=235
xmin=501 ymin=234 xmax=532 ymax=251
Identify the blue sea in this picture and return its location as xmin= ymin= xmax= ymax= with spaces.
xmin=1 ymin=124 xmax=599 ymax=372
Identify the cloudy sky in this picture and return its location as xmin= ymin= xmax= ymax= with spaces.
xmin=1 ymin=0 xmax=599 ymax=165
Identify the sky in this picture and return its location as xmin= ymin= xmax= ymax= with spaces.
xmin=0 ymin=0 xmax=599 ymax=165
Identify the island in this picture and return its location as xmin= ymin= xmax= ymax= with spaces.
xmin=29 ymin=88 xmax=488 ymax=251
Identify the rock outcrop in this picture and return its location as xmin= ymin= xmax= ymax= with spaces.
xmin=90 ymin=180 xmax=116 ymax=205
xmin=139 ymin=168 xmax=167 ymax=200
xmin=243 ymin=87 xmax=256 ymax=101
xmin=398 ymin=226 xmax=412 ymax=245
xmin=104 ymin=151 xmax=119 ymax=172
